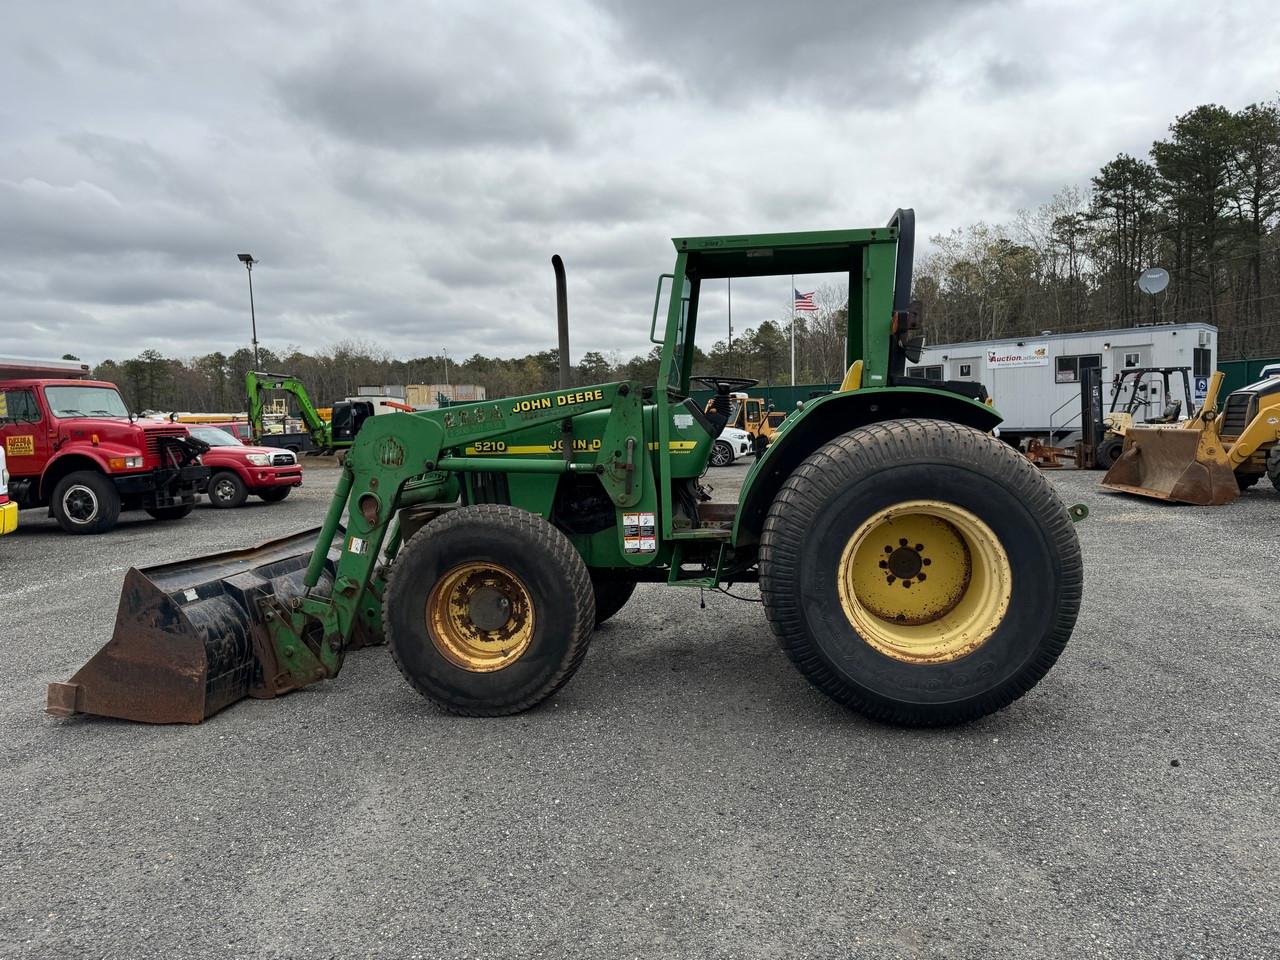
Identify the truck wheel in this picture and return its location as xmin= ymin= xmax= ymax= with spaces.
xmin=1269 ymin=448 xmax=1280 ymax=492
xmin=145 ymin=505 xmax=194 ymax=521
xmin=590 ymin=570 xmax=637 ymax=627
xmin=710 ymin=440 xmax=734 ymax=467
xmin=258 ymin=487 xmax=291 ymax=503
xmin=759 ymin=418 xmax=1083 ymax=727
xmin=385 ymin=504 xmax=596 ymax=715
xmin=51 ymin=471 xmax=121 ymax=534
xmin=1095 ymin=436 xmax=1124 ymax=469
xmin=206 ymin=471 xmax=247 ymax=508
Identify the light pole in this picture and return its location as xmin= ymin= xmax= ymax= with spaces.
xmin=238 ymin=253 xmax=260 ymax=369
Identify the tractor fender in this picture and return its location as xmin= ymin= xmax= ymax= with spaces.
xmin=731 ymin=387 xmax=1002 ymax=544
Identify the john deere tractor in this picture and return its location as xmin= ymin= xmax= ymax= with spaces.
xmin=49 ymin=210 xmax=1085 ymax=728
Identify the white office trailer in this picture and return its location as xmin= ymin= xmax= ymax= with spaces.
xmin=909 ymin=322 xmax=1217 ymax=443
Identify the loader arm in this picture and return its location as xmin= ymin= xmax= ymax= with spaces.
xmin=267 ymin=381 xmax=644 ymax=679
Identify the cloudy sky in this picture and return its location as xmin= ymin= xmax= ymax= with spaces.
xmin=4 ymin=1 xmax=1278 ymax=367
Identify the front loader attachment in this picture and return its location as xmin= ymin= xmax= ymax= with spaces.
xmin=46 ymin=527 xmax=352 ymax=724
xmin=1100 ymin=424 xmax=1238 ymax=506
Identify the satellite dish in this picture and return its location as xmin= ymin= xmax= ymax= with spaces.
xmin=1137 ymin=267 xmax=1170 ymax=295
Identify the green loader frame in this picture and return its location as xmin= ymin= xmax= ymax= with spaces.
xmin=49 ymin=210 xmax=1085 ymax=728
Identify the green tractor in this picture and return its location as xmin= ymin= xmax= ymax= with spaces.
xmin=48 ymin=210 xmax=1084 ymax=728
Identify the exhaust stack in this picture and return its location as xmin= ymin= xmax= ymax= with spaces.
xmin=552 ymin=254 xmax=571 ymax=389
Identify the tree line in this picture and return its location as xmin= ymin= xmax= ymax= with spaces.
xmin=87 ymin=98 xmax=1280 ymax=412
xmin=915 ymin=99 xmax=1280 ymax=360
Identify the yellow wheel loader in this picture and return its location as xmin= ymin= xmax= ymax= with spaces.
xmin=1100 ymin=371 xmax=1280 ymax=505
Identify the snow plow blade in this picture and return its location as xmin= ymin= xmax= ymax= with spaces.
xmin=1100 ymin=425 xmax=1238 ymax=506
xmin=46 ymin=527 xmax=353 ymax=724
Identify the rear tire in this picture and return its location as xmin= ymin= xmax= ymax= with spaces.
xmin=258 ymin=487 xmax=292 ymax=503
xmin=590 ymin=571 xmax=637 ymax=627
xmin=51 ymin=471 xmax=121 ymax=534
xmin=759 ymin=418 xmax=1083 ymax=727
xmin=1095 ymin=436 xmax=1124 ymax=469
xmin=207 ymin=471 xmax=247 ymax=508
xmin=1269 ymin=448 xmax=1280 ymax=492
xmin=385 ymin=504 xmax=596 ymax=715
xmin=145 ymin=504 xmax=193 ymax=521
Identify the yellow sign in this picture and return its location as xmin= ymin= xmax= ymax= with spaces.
xmin=5 ymin=435 xmax=35 ymax=457
xmin=510 ymin=389 xmax=605 ymax=415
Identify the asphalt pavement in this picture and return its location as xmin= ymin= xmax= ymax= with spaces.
xmin=1 ymin=462 xmax=1278 ymax=959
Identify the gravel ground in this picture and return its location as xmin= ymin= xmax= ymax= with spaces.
xmin=2 ymin=461 xmax=1278 ymax=959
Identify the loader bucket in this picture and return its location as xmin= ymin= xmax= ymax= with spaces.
xmin=1100 ymin=425 xmax=1238 ymax=506
xmin=46 ymin=527 xmax=346 ymax=724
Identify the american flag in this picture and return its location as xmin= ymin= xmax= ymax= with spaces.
xmin=793 ymin=289 xmax=818 ymax=312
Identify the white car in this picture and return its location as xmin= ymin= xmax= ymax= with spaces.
xmin=709 ymin=426 xmax=754 ymax=467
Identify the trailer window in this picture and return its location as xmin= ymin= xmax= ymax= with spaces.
xmin=1193 ymin=347 xmax=1211 ymax=377
xmin=1123 ymin=352 xmax=1141 ymax=368
xmin=1056 ymin=354 xmax=1101 ymax=383
xmin=958 ymin=363 xmax=972 ymax=378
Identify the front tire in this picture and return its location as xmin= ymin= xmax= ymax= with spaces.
xmin=710 ymin=440 xmax=734 ymax=467
xmin=759 ymin=419 xmax=1083 ymax=727
xmin=206 ymin=471 xmax=247 ymax=508
xmin=385 ymin=504 xmax=596 ymax=715
xmin=51 ymin=471 xmax=121 ymax=534
xmin=1095 ymin=436 xmax=1124 ymax=469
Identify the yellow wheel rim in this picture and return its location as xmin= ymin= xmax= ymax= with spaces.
xmin=836 ymin=500 xmax=1012 ymax=664
xmin=426 ymin=562 xmax=535 ymax=672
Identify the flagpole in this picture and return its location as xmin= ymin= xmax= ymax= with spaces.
xmin=790 ymin=275 xmax=796 ymax=386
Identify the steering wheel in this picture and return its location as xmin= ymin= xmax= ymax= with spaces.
xmin=691 ymin=376 xmax=759 ymax=396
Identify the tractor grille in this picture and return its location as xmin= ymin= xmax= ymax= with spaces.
xmin=1221 ymin=394 xmax=1254 ymax=437
xmin=145 ymin=427 xmax=189 ymax=461
xmin=271 ymin=452 xmax=295 ymax=466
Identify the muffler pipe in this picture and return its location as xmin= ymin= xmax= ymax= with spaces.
xmin=552 ymin=254 xmax=570 ymax=388
xmin=552 ymin=254 xmax=573 ymax=462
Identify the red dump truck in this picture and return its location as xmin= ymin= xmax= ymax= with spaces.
xmin=0 ymin=357 xmax=208 ymax=534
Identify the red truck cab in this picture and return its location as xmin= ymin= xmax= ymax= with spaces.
xmin=0 ymin=364 xmax=208 ymax=534
xmin=188 ymin=424 xmax=303 ymax=508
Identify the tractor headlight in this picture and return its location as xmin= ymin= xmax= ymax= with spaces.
xmin=246 ymin=453 xmax=272 ymax=466
xmin=108 ymin=456 xmax=145 ymax=470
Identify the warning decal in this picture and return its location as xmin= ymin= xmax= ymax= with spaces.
xmin=622 ymin=512 xmax=657 ymax=553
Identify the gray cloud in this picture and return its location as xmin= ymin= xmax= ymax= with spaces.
xmin=1 ymin=0 xmax=1278 ymax=367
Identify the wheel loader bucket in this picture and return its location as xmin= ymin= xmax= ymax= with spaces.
xmin=46 ymin=526 xmax=350 ymax=724
xmin=1100 ymin=425 xmax=1239 ymax=506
